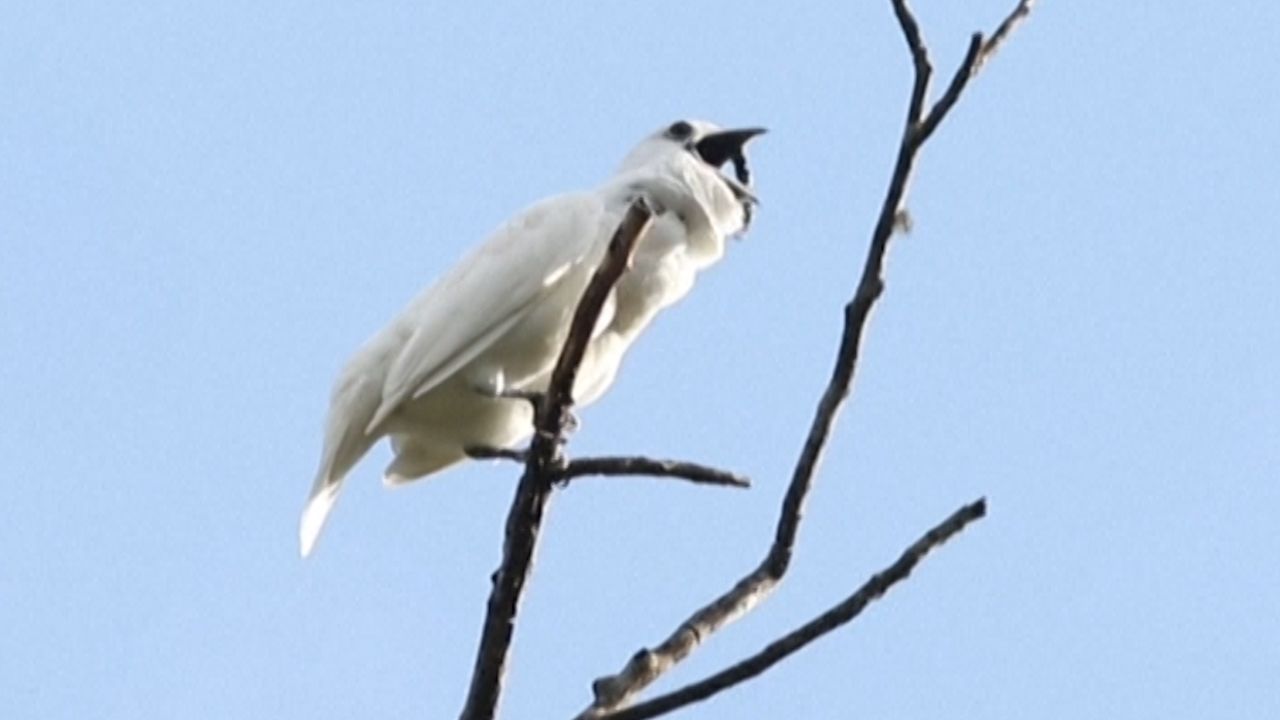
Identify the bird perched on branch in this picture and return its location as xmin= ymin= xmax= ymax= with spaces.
xmin=300 ymin=120 xmax=765 ymax=556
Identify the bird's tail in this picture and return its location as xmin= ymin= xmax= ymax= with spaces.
xmin=300 ymin=424 xmax=380 ymax=556
xmin=300 ymin=372 xmax=382 ymax=557
xmin=300 ymin=469 xmax=343 ymax=558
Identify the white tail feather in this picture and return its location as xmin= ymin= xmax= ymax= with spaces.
xmin=299 ymin=481 xmax=342 ymax=558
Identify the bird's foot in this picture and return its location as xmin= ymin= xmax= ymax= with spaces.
xmin=472 ymin=381 xmax=546 ymax=413
xmin=496 ymin=387 xmax=546 ymax=410
xmin=483 ymin=386 xmax=581 ymax=436
xmin=464 ymin=443 xmax=571 ymax=488
xmin=465 ymin=445 xmax=528 ymax=463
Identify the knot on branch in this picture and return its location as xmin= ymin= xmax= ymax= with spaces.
xmin=589 ymin=648 xmax=658 ymax=711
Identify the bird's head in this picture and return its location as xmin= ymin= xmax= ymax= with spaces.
xmin=619 ymin=119 xmax=766 ymax=221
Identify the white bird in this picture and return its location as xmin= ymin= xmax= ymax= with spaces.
xmin=300 ymin=119 xmax=765 ymax=557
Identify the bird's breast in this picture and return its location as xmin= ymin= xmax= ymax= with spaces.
xmin=605 ymin=212 xmax=700 ymax=337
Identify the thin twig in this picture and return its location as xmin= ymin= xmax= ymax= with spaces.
xmin=458 ymin=198 xmax=655 ymax=720
xmin=918 ymin=0 xmax=1035 ymax=144
xmin=980 ymin=0 xmax=1036 ymax=68
xmin=576 ymin=1 xmax=1034 ymax=715
xmin=891 ymin=0 xmax=933 ymax=134
xmin=915 ymin=34 xmax=983 ymax=147
xmin=557 ymin=457 xmax=750 ymax=489
xmin=599 ymin=499 xmax=988 ymax=720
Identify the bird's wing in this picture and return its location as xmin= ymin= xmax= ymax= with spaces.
xmin=366 ymin=191 xmax=607 ymax=431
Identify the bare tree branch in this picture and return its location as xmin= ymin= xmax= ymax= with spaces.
xmin=459 ymin=198 xmax=655 ymax=720
xmin=598 ymin=498 xmax=988 ymax=720
xmin=890 ymin=0 xmax=933 ymax=131
xmin=918 ymin=0 xmax=1035 ymax=144
xmin=468 ymin=448 xmax=748 ymax=489
xmin=557 ymin=457 xmax=750 ymax=489
xmin=576 ymin=1 xmax=1034 ymax=716
xmin=915 ymin=34 xmax=983 ymax=147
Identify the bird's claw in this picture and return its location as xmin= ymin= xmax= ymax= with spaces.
xmin=486 ymin=387 xmax=580 ymax=436
xmin=477 ymin=385 xmax=546 ymax=412
xmin=465 ymin=445 xmax=528 ymax=463
xmin=500 ymin=387 xmax=543 ymax=403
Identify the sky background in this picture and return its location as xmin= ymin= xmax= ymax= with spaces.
xmin=3 ymin=1 xmax=1278 ymax=718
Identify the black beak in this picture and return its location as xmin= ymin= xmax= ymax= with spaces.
xmin=693 ymin=127 xmax=767 ymax=169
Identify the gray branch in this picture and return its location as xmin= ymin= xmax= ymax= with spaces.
xmin=556 ymin=457 xmax=750 ymax=489
xmin=599 ymin=499 xmax=988 ymax=720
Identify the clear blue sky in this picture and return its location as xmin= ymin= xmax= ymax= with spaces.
xmin=3 ymin=2 xmax=1277 ymax=718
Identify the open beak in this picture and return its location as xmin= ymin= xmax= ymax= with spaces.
xmin=694 ymin=127 xmax=766 ymax=204
xmin=695 ymin=127 xmax=767 ymax=169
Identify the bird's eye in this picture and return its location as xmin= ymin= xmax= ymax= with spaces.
xmin=665 ymin=121 xmax=693 ymax=140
